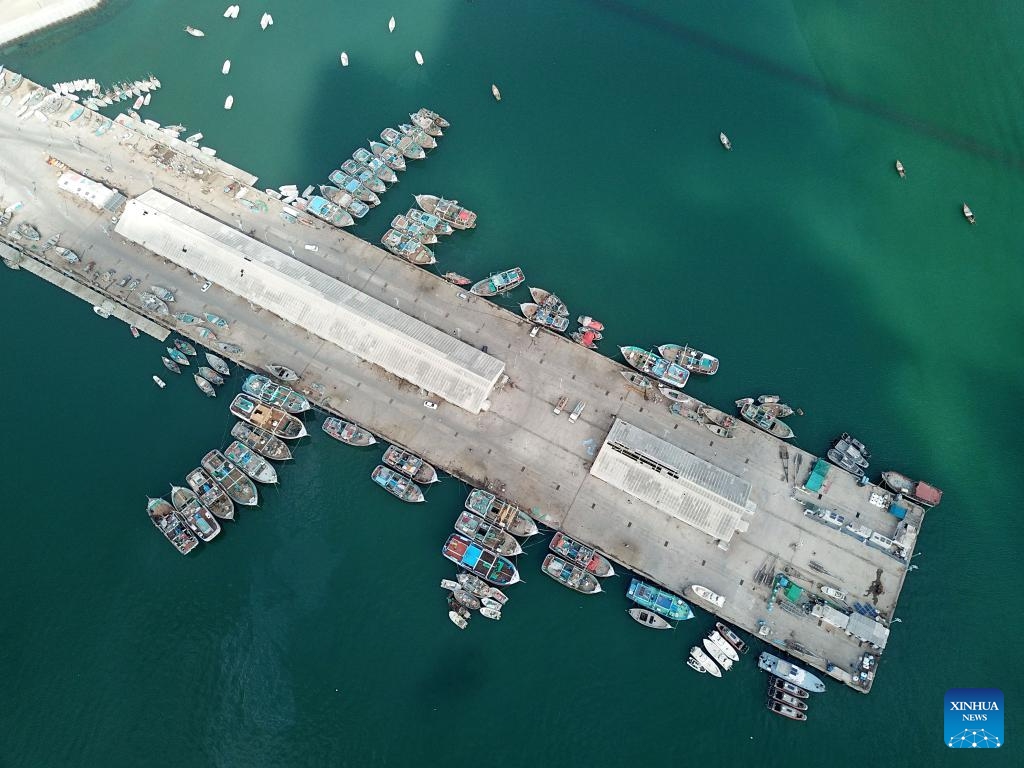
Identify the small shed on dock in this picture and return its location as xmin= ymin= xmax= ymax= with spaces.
xmin=847 ymin=612 xmax=890 ymax=650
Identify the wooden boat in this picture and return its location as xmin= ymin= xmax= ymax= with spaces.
xmin=170 ymin=485 xmax=221 ymax=542
xmin=442 ymin=534 xmax=520 ymax=585
xmin=267 ymin=364 xmax=299 ymax=382
xmin=739 ymin=403 xmax=794 ymax=439
xmin=657 ymin=343 xmax=719 ymax=375
xmin=689 ymin=647 xmax=721 ymax=678
xmin=767 ymin=699 xmax=807 ymax=722
xmin=216 ymin=342 xmax=243 ymax=354
xmin=308 ymin=193 xmax=360 ymax=225
xmin=150 ymin=285 xmax=175 ymax=302
xmin=417 ymin=107 xmax=449 ymax=129
xmin=464 ymin=488 xmax=538 ymax=537
xmin=370 ymin=141 xmax=407 ymax=171
xmin=230 ymin=394 xmax=307 ymax=439
xmin=202 ymin=450 xmax=258 ymax=506
xmin=204 ymin=312 xmax=229 ymax=328
xmin=719 ymin=132 xmax=731 ymax=150
xmin=203 ymin=352 xmax=228 ymax=377
xmin=491 ymin=83 xmax=501 ymax=101
xmin=759 ymin=401 xmax=794 ymax=418
xmin=186 ymin=467 xmax=235 ymax=520
xmin=715 ymin=622 xmax=749 ymax=654
xmin=881 ymin=470 xmax=943 ymax=507
xmin=771 ymin=676 xmax=809 ymax=700
xmin=161 ymin=356 xmax=181 ymax=374
xmin=381 ymin=229 xmax=436 ymax=265
xmin=480 ymin=606 xmax=502 ymax=620
xmin=174 ymin=338 xmax=197 ymax=356
xmin=383 ymin=445 xmax=439 ymax=483
xmin=702 ymin=637 xmax=733 ymax=670
xmin=520 ymin=303 xmax=569 ymax=332
xmin=572 ymin=329 xmax=600 ymax=349
xmin=231 ymin=421 xmax=293 ymax=461
xmin=454 ymin=511 xmax=523 ymax=556
xmin=415 ymin=195 xmax=477 ymax=229
xmin=196 ymin=327 xmax=217 ymax=342
xmin=166 ymin=347 xmax=190 ymax=366
xmin=193 ymin=374 xmax=216 ymax=397
xmin=471 ymin=268 xmax=525 ymax=297
xmin=322 ymin=417 xmax=376 ymax=446
xmin=341 ymin=160 xmax=388 ymax=194
xmin=542 ymin=554 xmax=601 ymax=593
xmin=758 ymin=652 xmax=826 ymax=693
xmin=198 ymin=366 xmax=224 ymax=386
xmin=174 ymin=312 xmax=202 ymax=324
xmin=658 ymin=385 xmax=688 ymax=402
xmin=549 ymin=532 xmax=614 ymax=577
xmin=353 ymin=148 xmax=399 ymax=183
xmin=481 ymin=597 xmax=503 ymax=612
xmin=381 ymin=127 xmax=425 ymax=160
xmin=371 ymin=465 xmax=425 ymax=503
xmin=448 ymin=611 xmax=468 ymax=629
xmin=628 ymin=608 xmax=671 ymax=629
xmin=443 ymin=272 xmax=472 ymax=286
xmin=452 ymin=590 xmax=482 ymax=611
xmin=184 ymin=26 xmax=205 ymax=37
xmin=407 ymin=208 xmax=452 ymax=236
xmin=620 ymin=346 xmax=689 ymax=389
xmin=758 ymin=394 xmax=780 ymax=404
xmin=147 ymin=497 xmax=198 ymax=554
xmin=456 ymin=573 xmax=510 ymax=606
xmin=140 ymin=293 xmax=170 ymax=315
xmin=963 ymin=202 xmax=975 ymax=224
xmin=708 ymin=630 xmax=739 ymax=662
xmin=895 ymin=160 xmax=905 ymax=178
xmin=627 ymin=578 xmax=693 ymax=620
xmin=390 ymin=214 xmax=438 ymax=244
xmin=769 ymin=687 xmax=808 ymax=712
xmin=409 ymin=111 xmax=443 ymax=137
xmin=225 ymin=440 xmax=279 ymax=484
xmin=242 ymin=374 xmax=310 ymax=413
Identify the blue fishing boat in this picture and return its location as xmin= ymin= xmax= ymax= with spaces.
xmin=471 ymin=267 xmax=525 ymax=297
xmin=241 ymin=373 xmax=311 ymax=413
xmin=166 ymin=347 xmax=190 ymax=366
xmin=327 ymin=170 xmax=380 ymax=205
xmin=626 ymin=578 xmax=693 ymax=621
xmin=619 ymin=346 xmax=690 ymax=389
xmin=174 ymin=312 xmax=202 ymax=324
xmin=204 ymin=312 xmax=229 ymax=328
xmin=224 ymin=440 xmax=279 ymax=484
xmin=657 ymin=344 xmax=719 ymax=376
xmin=306 ymin=195 xmax=356 ymax=227
xmin=371 ymin=465 xmax=424 ymax=502
xmin=442 ymin=534 xmax=520 ymax=585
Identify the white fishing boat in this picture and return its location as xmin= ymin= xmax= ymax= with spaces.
xmin=962 ymin=202 xmax=975 ymax=224
xmin=184 ymin=26 xmax=205 ymax=37
xmin=185 ymin=132 xmax=204 ymax=143
xmin=448 ymin=610 xmax=468 ymax=630
xmin=491 ymin=84 xmax=501 ymax=101
xmin=132 ymin=95 xmax=144 ymax=110
xmin=440 ymin=578 xmax=460 ymax=592
xmin=340 ymin=52 xmax=349 ymax=67
xmin=222 ymin=60 xmax=231 ymax=75
xmin=895 ymin=160 xmax=905 ymax=178
xmin=708 ymin=630 xmax=739 ymax=663
xmin=224 ymin=95 xmax=233 ymax=110
xmin=389 ymin=16 xmax=396 ymax=32
xmin=702 ymin=637 xmax=733 ymax=670
xmin=686 ymin=584 xmax=726 ymax=609
xmin=689 ymin=646 xmax=721 ymax=678
xmin=719 ymin=132 xmax=732 ymax=150
xmin=480 ymin=606 xmax=501 ymax=621
xmin=152 ymin=375 xmax=166 ymax=388
xmin=143 ymin=93 xmax=151 ymax=105
xmin=628 ymin=608 xmax=671 ymax=629
xmin=414 ymin=50 xmax=424 ymax=65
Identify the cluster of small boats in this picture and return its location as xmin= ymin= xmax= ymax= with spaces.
xmin=758 ymin=652 xmax=826 ymax=721
xmin=687 ymin=621 xmax=747 ymax=678
xmin=369 ymin=443 xmax=439 ymax=504
xmin=440 ymin=573 xmax=508 ymax=628
xmin=157 ymin=343 xmax=232 ymax=394
xmin=619 ymin=343 xmax=720 ymax=394
xmin=735 ymin=394 xmax=795 ymax=440
xmin=56 ymin=74 xmax=162 ymax=112
xmin=381 ymin=193 xmax=477 ymax=268
xmin=826 ymin=431 xmax=870 ymax=477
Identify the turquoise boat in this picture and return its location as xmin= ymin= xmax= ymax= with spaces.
xmin=204 ymin=312 xmax=229 ymax=328
xmin=174 ymin=312 xmax=202 ymax=324
xmin=68 ymin=106 xmax=84 ymax=121
xmin=471 ymin=267 xmax=525 ymax=297
xmin=442 ymin=534 xmax=520 ymax=586
xmin=626 ymin=578 xmax=693 ymax=621
xmin=657 ymin=344 xmax=719 ymax=376
xmin=166 ymin=347 xmax=190 ymax=366
xmin=201 ymin=449 xmax=258 ymax=506
xmin=241 ymin=374 xmax=310 ymax=414
xmin=371 ymin=465 xmax=424 ymax=503
xmin=619 ymin=346 xmax=690 ymax=389
xmin=224 ymin=440 xmax=279 ymax=484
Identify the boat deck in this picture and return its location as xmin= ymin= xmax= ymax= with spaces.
xmin=0 ymin=68 xmax=926 ymax=693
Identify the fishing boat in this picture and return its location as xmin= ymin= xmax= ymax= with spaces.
xmin=407 ymin=208 xmax=453 ymax=236
xmin=771 ymin=677 xmax=810 ymax=700
xmin=352 ymin=148 xmax=399 ymax=183
xmin=54 ymin=247 xmax=80 ymax=264
xmin=340 ymin=52 xmax=349 ymax=67
xmin=454 ymin=511 xmax=523 ymax=556
xmin=767 ymin=699 xmax=807 ymax=722
xmin=686 ymin=584 xmax=726 ymax=609
xmin=16 ymin=223 xmax=40 ymax=240
xmin=410 ymin=111 xmax=443 ymax=137
xmin=577 ymin=316 xmax=604 ymax=331
xmin=626 ymin=578 xmax=693 ymax=620
xmin=491 ymin=83 xmax=502 ymax=101
xmin=324 ymin=170 xmax=379 ymax=205
xmin=230 ymin=394 xmax=308 ymax=439
xmin=381 ymin=127 xmax=425 ymax=159
xmin=306 ymin=195 xmax=356 ymax=227
xmin=197 ymin=366 xmax=224 ymax=387
xmin=267 ymin=364 xmax=299 ymax=382
xmin=140 ymin=293 xmax=170 ymax=315
xmin=242 ymin=373 xmax=311 ymax=413
xmin=443 ymin=272 xmax=472 ymax=286
xmin=456 ymin=572 xmax=509 ymax=605
xmin=881 ymin=471 xmax=944 ymax=507
xmin=381 ymin=229 xmax=436 ymax=265
xmin=216 ymin=342 xmax=243 ymax=354
xmin=388 ymin=15 xmax=396 ymax=32
xmin=440 ymin=578 xmax=460 ymax=592
xmin=382 ymin=445 xmax=439 ymax=484
xmin=657 ymin=343 xmax=719 ymax=375
xmin=150 ymin=285 xmax=175 ymax=302
xmin=161 ymin=356 xmax=181 ymax=374
xmin=708 ymin=630 xmax=739 ymax=663
xmin=758 ymin=394 xmax=780 ymax=404
xmin=758 ymin=652 xmax=826 ymax=693
xmin=231 ymin=421 xmax=293 ymax=461
xmin=173 ymin=338 xmax=197 ymax=356
xmin=414 ymin=50 xmax=424 ymax=66
xmin=453 ymin=590 xmax=482 ymax=611
xmin=202 ymin=353 xmax=230 ymax=377
xmin=417 ymin=107 xmax=449 ymax=129
xmin=719 ymin=132 xmax=731 ymax=150
xmin=391 ymin=214 xmax=438 ymax=244
xmin=184 ymin=26 xmax=205 ymax=37
xmin=341 ymin=161 xmax=387 ymax=194
xmin=739 ymin=403 xmax=794 ymax=439
xmin=542 ymin=554 xmax=602 ymax=594
xmin=658 ymin=386 xmax=688 ymax=402
xmin=193 ymin=374 xmax=216 ymax=397
xmin=520 ymin=303 xmax=570 ymax=332
xmin=204 ymin=312 xmax=229 ymax=328
xmin=442 ymin=534 xmax=520 ymax=586
xmin=371 ymin=465 xmax=425 ymax=503
xmin=170 ymin=485 xmax=221 ymax=542
xmin=448 ymin=610 xmax=468 ymax=629
xmin=686 ymin=656 xmax=708 ymax=674
xmin=702 ymin=637 xmax=733 ymax=670
xmin=759 ymin=401 xmax=794 ymax=418
xmin=399 ymin=123 xmax=437 ymax=149
xmin=528 ymin=287 xmax=568 ymax=317
xmin=166 ymin=347 xmax=190 ymax=366
xmin=322 ymin=417 xmax=376 ymax=446
xmin=628 ymin=608 xmax=671 ymax=629
xmin=471 ymin=267 xmax=525 ymax=297
xmin=620 ymin=346 xmax=690 ymax=389
xmin=152 ymin=376 xmax=166 ymax=388
xmin=225 ymin=440 xmax=279 ymax=484
xmin=202 ymin=449 xmax=258 ymax=506
xmin=769 ymin=687 xmax=808 ymax=712
xmin=414 ymin=195 xmax=477 ymax=229
xmin=715 ymin=622 xmax=749 ymax=654
xmin=147 ymin=497 xmax=199 ymax=554
xmin=480 ymin=606 xmax=502 ymax=620
xmin=464 ymin=488 xmax=538 ymax=537
xmin=689 ymin=647 xmax=721 ymax=678
xmin=370 ymin=141 xmax=407 ymax=171
xmin=571 ymin=329 xmax=600 ymax=349
xmin=174 ymin=312 xmax=202 ymax=324
xmin=549 ymin=532 xmax=614 ymax=577
xmin=963 ymin=202 xmax=975 ymax=224
xmin=186 ymin=467 xmax=235 ymax=520
xmin=895 ymin=160 xmax=905 ymax=178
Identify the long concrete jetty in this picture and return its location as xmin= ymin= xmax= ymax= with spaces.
xmin=0 ymin=0 xmax=103 ymax=47
xmin=0 ymin=70 xmax=927 ymax=692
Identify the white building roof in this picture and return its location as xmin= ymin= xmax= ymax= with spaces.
xmin=57 ymin=171 xmax=116 ymax=209
xmin=115 ymin=191 xmax=504 ymax=413
xmin=589 ymin=419 xmax=755 ymax=543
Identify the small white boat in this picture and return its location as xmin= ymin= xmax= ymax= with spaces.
xmin=708 ymin=630 xmax=739 ymax=663
xmin=389 ymin=16 xmax=396 ymax=32
xmin=963 ymin=202 xmax=975 ymax=224
xmin=440 ymin=578 xmax=460 ymax=591
xmin=224 ymin=95 xmax=234 ymax=110
xmin=143 ymin=93 xmax=151 ymax=106
xmin=340 ymin=52 xmax=349 ymax=67
xmin=223 ymin=6 xmax=233 ymax=18
xmin=689 ymin=647 xmax=721 ymax=678
xmin=152 ymin=375 xmax=166 ymax=389
xmin=132 ymin=95 xmax=144 ymax=110
xmin=895 ymin=160 xmax=905 ymax=178
xmin=702 ymin=637 xmax=733 ymax=670
xmin=184 ymin=26 xmax=205 ymax=37
xmin=687 ymin=584 xmax=726 ymax=609
xmin=185 ymin=132 xmax=203 ymax=143
xmin=821 ymin=585 xmax=847 ymax=601
xmin=491 ymin=83 xmax=501 ymax=101
xmin=414 ymin=50 xmax=424 ymax=65
xmin=448 ymin=610 xmax=468 ymax=630
xmin=480 ymin=606 xmax=501 ymax=621
xmin=222 ymin=60 xmax=231 ymax=75
xmin=719 ymin=132 xmax=732 ymax=150
xmin=628 ymin=608 xmax=671 ymax=629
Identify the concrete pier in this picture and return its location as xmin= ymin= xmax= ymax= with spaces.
xmin=0 ymin=70 xmax=925 ymax=692
xmin=0 ymin=0 xmax=104 ymax=47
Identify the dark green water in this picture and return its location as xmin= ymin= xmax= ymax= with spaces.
xmin=2 ymin=1 xmax=1021 ymax=766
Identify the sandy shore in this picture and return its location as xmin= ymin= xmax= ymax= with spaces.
xmin=0 ymin=0 xmax=104 ymax=47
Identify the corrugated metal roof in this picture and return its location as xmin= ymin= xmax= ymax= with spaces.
xmin=847 ymin=612 xmax=890 ymax=649
xmin=589 ymin=419 xmax=754 ymax=542
xmin=115 ymin=191 xmax=504 ymax=413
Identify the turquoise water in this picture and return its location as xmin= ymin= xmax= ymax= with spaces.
xmin=2 ymin=1 xmax=1021 ymax=765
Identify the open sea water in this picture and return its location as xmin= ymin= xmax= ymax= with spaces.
xmin=1 ymin=1 xmax=1021 ymax=766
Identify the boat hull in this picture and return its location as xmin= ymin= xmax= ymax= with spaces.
xmin=541 ymin=554 xmax=602 ymax=594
